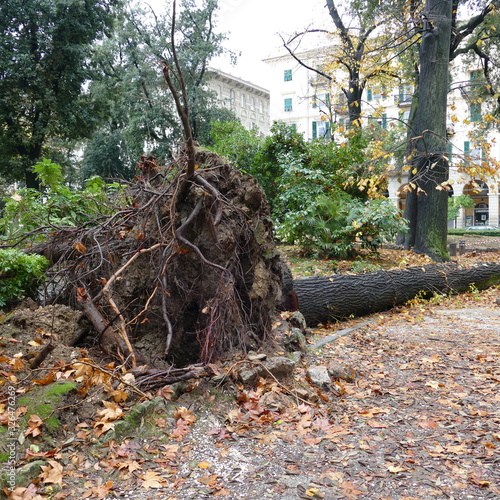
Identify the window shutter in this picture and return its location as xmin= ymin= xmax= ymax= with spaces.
xmin=464 ymin=141 xmax=470 ymax=155
xmin=470 ymin=102 xmax=481 ymax=122
xmin=447 ymin=142 xmax=453 ymax=162
xmin=367 ymin=89 xmax=373 ymax=101
xmin=312 ymin=121 xmax=317 ymax=140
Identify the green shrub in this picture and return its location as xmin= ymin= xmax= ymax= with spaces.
xmin=207 ymin=120 xmax=263 ymax=173
xmin=0 ymin=159 xmax=123 ymax=244
xmin=448 ymin=229 xmax=500 ymax=236
xmin=277 ymin=193 xmax=408 ymax=258
xmin=251 ymin=122 xmax=309 ymax=207
xmin=0 ymin=249 xmax=49 ymax=307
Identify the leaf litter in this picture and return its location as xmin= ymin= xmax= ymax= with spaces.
xmin=1 ymin=249 xmax=500 ymax=499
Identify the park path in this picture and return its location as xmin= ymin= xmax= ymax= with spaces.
xmin=72 ymin=292 xmax=499 ymax=500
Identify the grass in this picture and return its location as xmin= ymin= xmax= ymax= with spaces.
xmin=278 ymin=236 xmax=500 ymax=279
xmin=278 ymin=244 xmax=434 ymax=278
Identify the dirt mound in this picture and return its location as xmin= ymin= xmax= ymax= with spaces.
xmin=36 ymin=152 xmax=283 ymax=368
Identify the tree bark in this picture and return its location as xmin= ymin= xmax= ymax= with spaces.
xmin=294 ymin=262 xmax=500 ymax=325
xmin=405 ymin=0 xmax=453 ymax=261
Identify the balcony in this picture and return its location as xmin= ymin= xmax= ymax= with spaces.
xmin=395 ymin=94 xmax=413 ymax=105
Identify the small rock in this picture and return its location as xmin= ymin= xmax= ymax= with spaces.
xmin=283 ymin=328 xmax=307 ymax=352
xmin=327 ymin=360 xmax=356 ymax=382
xmin=247 ymin=351 xmax=267 ymax=361
xmin=0 ymin=460 xmax=46 ymax=490
xmin=238 ymin=366 xmax=263 ymax=385
xmin=293 ymin=384 xmax=319 ymax=403
xmin=289 ymin=351 xmax=302 ymax=363
xmin=289 ymin=311 xmax=307 ymax=332
xmin=259 ymin=391 xmax=293 ymax=411
xmin=306 ymin=365 xmax=331 ymax=389
xmin=236 ymin=356 xmax=295 ymax=384
xmin=264 ymin=356 xmax=295 ymax=379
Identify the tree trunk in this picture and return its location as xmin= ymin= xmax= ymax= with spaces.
xmin=406 ymin=0 xmax=453 ymax=261
xmin=294 ymin=262 xmax=500 ymax=325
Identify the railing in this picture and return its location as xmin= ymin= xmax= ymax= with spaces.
xmin=395 ymin=94 xmax=413 ymax=104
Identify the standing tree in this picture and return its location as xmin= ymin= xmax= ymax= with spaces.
xmin=82 ymin=0 xmax=229 ymax=180
xmin=401 ymin=0 xmax=500 ymax=259
xmin=402 ymin=0 xmax=453 ymax=261
xmin=0 ymin=0 xmax=120 ymax=188
xmin=283 ymin=0 xmax=415 ymax=128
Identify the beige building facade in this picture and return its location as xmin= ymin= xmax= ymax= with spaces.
xmin=263 ymin=47 xmax=500 ymax=228
xmin=206 ymin=68 xmax=271 ymax=136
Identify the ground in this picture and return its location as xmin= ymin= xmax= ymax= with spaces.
xmin=1 ymin=238 xmax=499 ymax=500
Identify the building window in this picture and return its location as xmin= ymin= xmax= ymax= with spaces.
xmin=367 ymin=89 xmax=373 ymax=101
xmin=463 ymin=141 xmax=482 ymax=162
xmin=250 ymin=97 xmax=255 ymax=110
xmin=241 ymin=93 xmax=246 ymax=107
xmin=229 ymin=89 xmax=235 ymax=105
xmin=284 ymin=69 xmax=292 ymax=81
xmin=470 ymin=69 xmax=482 ymax=81
xmin=290 ymin=123 xmax=297 ymax=132
xmin=470 ymin=102 xmax=481 ymax=122
xmin=312 ymin=120 xmax=330 ymax=139
xmin=397 ymin=85 xmax=413 ymax=104
xmin=259 ymin=100 xmax=264 ymax=113
xmin=284 ymin=98 xmax=293 ymax=112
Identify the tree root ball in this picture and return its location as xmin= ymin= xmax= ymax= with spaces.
xmin=43 ymin=152 xmax=284 ymax=368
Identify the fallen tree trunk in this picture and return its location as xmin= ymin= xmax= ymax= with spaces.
xmin=294 ymin=262 xmax=500 ymax=325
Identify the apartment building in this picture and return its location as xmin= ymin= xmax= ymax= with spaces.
xmin=206 ymin=67 xmax=271 ymax=136
xmin=263 ymin=47 xmax=500 ymax=227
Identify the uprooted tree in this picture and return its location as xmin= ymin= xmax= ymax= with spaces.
xmin=294 ymin=262 xmax=500 ymax=326
xmin=27 ymin=1 xmax=284 ymax=370
xmin=37 ymin=151 xmax=283 ymax=368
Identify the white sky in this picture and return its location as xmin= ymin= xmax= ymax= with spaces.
xmin=144 ymin=0 xmax=330 ymax=88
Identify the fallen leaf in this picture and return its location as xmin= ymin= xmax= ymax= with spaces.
xmin=24 ymin=414 xmax=43 ymax=437
xmin=97 ymin=401 xmax=123 ymax=422
xmin=387 ymin=463 xmax=407 ymax=473
xmin=198 ymin=474 xmax=219 ymax=486
xmin=446 ymin=443 xmax=469 ymax=454
xmin=39 ymin=460 xmax=64 ymax=487
xmin=305 ymin=487 xmax=325 ymax=498
xmin=421 ymin=354 xmax=441 ymax=364
xmin=197 ymin=461 xmax=211 ymax=469
xmin=339 ymin=480 xmax=363 ymax=498
xmin=141 ymin=470 xmax=165 ymax=490
xmin=366 ymin=419 xmax=389 ymax=428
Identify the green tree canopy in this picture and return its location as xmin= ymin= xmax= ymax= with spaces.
xmin=0 ymin=0 xmax=120 ymax=188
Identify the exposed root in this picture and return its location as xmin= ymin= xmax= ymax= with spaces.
xmin=36 ymin=153 xmax=282 ymax=368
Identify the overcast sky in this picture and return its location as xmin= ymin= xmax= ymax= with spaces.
xmin=145 ymin=0 xmax=330 ymax=87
